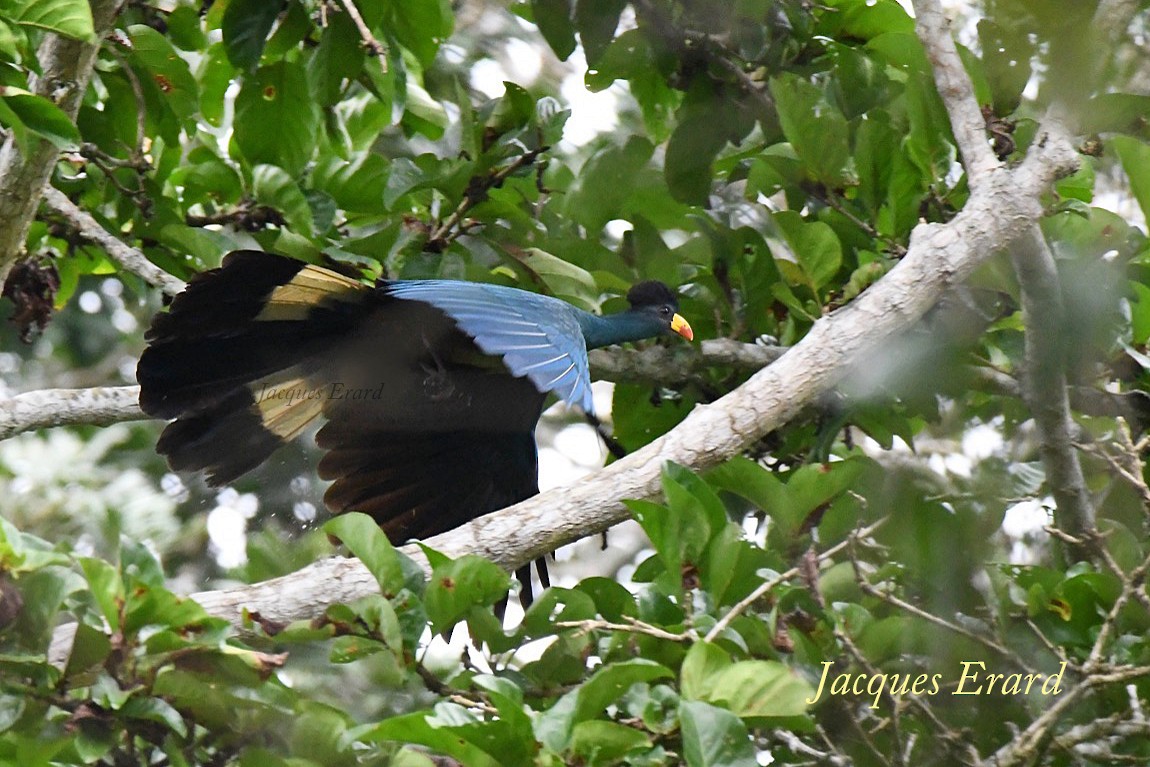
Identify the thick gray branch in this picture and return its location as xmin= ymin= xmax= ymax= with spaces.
xmin=41 ymin=187 xmax=187 ymax=296
xmin=0 ymin=0 xmax=122 ymax=283
xmin=588 ymin=339 xmax=783 ymax=384
xmin=0 ymin=386 xmax=147 ymax=440
xmin=1011 ymin=227 xmax=1096 ymax=547
xmin=912 ymin=0 xmax=1000 ymax=185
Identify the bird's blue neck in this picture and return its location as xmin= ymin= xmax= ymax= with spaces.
xmin=576 ymin=309 xmax=661 ymax=350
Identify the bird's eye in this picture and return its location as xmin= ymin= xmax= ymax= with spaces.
xmin=661 ymin=306 xmax=671 ymax=316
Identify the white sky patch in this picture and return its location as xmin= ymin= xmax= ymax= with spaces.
xmin=962 ymin=420 xmax=1005 ymax=461
xmin=206 ymin=488 xmax=259 ymax=569
xmin=1002 ymin=498 xmax=1051 ymax=537
xmin=1002 ymin=498 xmax=1052 ymax=563
xmin=554 ymin=423 xmax=605 ymax=467
xmin=559 ymin=48 xmax=622 ymax=147
xmin=538 ymin=444 xmax=594 ymax=492
xmin=604 ymin=218 xmax=633 ymax=241
xmin=470 ymin=58 xmax=511 ymax=99
xmin=504 ymin=37 xmax=544 ymax=83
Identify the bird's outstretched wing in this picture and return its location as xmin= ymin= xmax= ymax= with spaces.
xmin=137 ymin=251 xmax=553 ymax=544
xmin=382 ymin=281 xmax=596 ymax=415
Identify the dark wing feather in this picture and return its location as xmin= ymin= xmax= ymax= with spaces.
xmin=317 ymin=430 xmax=540 ymax=541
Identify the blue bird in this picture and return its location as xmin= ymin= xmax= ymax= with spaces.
xmin=137 ymin=250 xmax=692 ymax=602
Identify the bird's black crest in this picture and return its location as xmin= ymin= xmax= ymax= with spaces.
xmin=626 ymin=280 xmax=678 ymax=309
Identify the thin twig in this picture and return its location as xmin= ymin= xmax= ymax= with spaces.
xmin=554 ymin=616 xmax=693 ymax=642
xmin=336 ymin=0 xmax=387 ymax=58
xmin=703 ymin=518 xmax=888 ymax=643
xmin=911 ymin=0 xmax=1000 ymax=186
xmin=428 ymin=148 xmax=548 ymax=247
xmin=39 ymin=187 xmax=186 ymax=295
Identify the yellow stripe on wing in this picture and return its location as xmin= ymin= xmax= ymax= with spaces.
xmin=255 ymin=265 xmax=367 ymax=321
xmin=250 ymin=374 xmax=327 ymax=441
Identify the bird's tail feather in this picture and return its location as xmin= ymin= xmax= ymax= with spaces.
xmin=137 ymin=250 xmax=370 ymax=483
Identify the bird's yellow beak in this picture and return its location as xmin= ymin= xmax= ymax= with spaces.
xmin=671 ymin=313 xmax=693 ymax=341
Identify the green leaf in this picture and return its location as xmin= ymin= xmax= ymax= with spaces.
xmin=514 ymin=248 xmax=597 ymax=309
xmin=386 ymin=0 xmax=453 ymax=68
xmin=1054 ymin=159 xmax=1094 ymax=203
xmin=129 ymin=24 xmax=200 ymax=120
xmin=79 ymin=558 xmax=124 ymax=633
xmin=121 ymin=697 xmax=188 ymax=738
xmin=251 ymin=164 xmax=314 ymax=237
xmin=222 ymin=0 xmax=286 ymax=69
xmin=575 ymin=659 xmax=674 ymax=722
xmin=627 ymin=495 xmax=707 ymax=577
xmin=570 ymin=721 xmax=651 ymax=764
xmin=473 ymin=674 xmax=533 ymax=742
xmin=708 ymin=661 xmax=813 ymax=719
xmin=769 ymin=74 xmax=851 ymax=187
xmin=904 ymin=70 xmax=955 ymax=181
xmin=64 ymin=622 xmax=112 ymax=679
xmin=6 ymin=0 xmax=94 ymax=40
xmin=535 ymin=659 xmax=673 ymax=752
xmin=313 ymin=153 xmax=388 ymax=213
xmin=680 ymin=641 xmax=732 ymax=700
xmin=774 ymin=211 xmax=843 ymax=293
xmin=0 ymin=693 xmax=26 ymax=733
xmin=308 ymin=11 xmax=365 ymax=106
xmin=678 ymin=700 xmax=757 ymax=767
xmin=977 ymin=19 xmax=1035 ymax=114
xmin=329 ymin=635 xmax=387 ymax=663
xmin=1113 ymin=136 xmax=1150 ymax=225
xmin=234 ymin=61 xmax=320 ymax=175
xmin=574 ymin=577 xmax=636 ymax=622
xmin=383 ymin=156 xmax=426 ymax=210
xmin=665 ymin=102 xmax=727 ymax=205
xmin=0 ymin=88 xmax=79 ymax=148
xmin=1081 ymin=94 xmax=1150 ymax=137
xmin=564 ymin=136 xmax=654 ymax=232
xmin=424 ymin=555 xmax=510 ymax=634
xmin=324 ymin=512 xmax=404 ymax=594
xmin=166 ymin=5 xmax=207 ymax=50
xmin=531 ymin=0 xmax=576 ymax=61
xmin=574 ymin=0 xmax=625 ymax=66
xmin=662 ymin=462 xmax=728 ymax=539
xmin=353 ymin=707 xmax=501 ymax=767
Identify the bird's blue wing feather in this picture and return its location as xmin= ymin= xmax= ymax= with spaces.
xmin=384 ymin=281 xmax=595 ymax=414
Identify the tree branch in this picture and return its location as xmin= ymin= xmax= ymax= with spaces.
xmin=1010 ymin=227 xmax=1096 ymax=550
xmin=587 ymin=338 xmax=783 ymax=384
xmin=912 ymin=0 xmax=1000 ymax=186
xmin=40 ymin=187 xmax=187 ymax=296
xmin=0 ymin=386 xmax=147 ymax=441
xmin=0 ymin=0 xmax=123 ymax=284
xmin=336 ymin=0 xmax=387 ymax=58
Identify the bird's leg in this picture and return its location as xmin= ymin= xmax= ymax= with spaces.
xmin=584 ymin=412 xmax=629 ymax=550
xmin=584 ymin=411 xmax=627 ymax=460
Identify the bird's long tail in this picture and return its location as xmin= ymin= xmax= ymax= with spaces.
xmin=136 ymin=250 xmax=371 ymax=484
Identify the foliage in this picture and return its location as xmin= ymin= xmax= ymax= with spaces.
xmin=1 ymin=0 xmax=1150 ymax=765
